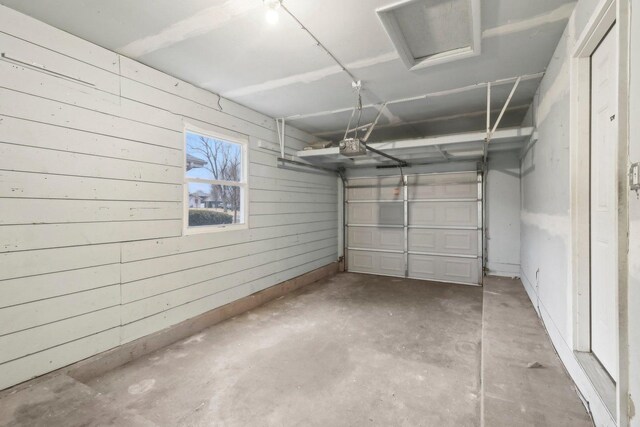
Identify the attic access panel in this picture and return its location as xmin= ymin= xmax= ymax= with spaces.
xmin=377 ymin=0 xmax=481 ymax=71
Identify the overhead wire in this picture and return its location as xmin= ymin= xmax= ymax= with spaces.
xmin=279 ymin=2 xmax=358 ymax=85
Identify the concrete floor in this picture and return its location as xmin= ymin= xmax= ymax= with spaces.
xmin=0 ymin=273 xmax=591 ymax=426
xmin=482 ymin=277 xmax=593 ymax=426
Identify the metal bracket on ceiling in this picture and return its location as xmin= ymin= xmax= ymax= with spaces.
xmin=275 ymin=118 xmax=286 ymax=159
xmin=434 ymin=145 xmax=448 ymax=161
xmin=276 ymin=157 xmax=338 ymax=175
xmin=274 ymin=117 xmax=339 ymax=175
xmin=482 ymin=76 xmax=521 ymax=166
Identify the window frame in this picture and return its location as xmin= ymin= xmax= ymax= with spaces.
xmin=183 ymin=124 xmax=249 ymax=235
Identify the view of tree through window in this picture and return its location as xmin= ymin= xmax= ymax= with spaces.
xmin=185 ymin=131 xmax=245 ymax=228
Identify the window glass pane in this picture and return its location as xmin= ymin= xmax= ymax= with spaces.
xmin=185 ymin=131 xmax=242 ymax=182
xmin=188 ymin=182 xmax=243 ymax=227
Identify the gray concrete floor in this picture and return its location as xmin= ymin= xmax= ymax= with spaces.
xmin=482 ymin=276 xmax=593 ymax=426
xmin=0 ymin=273 xmax=591 ymax=426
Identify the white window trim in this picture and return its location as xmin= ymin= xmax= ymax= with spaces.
xmin=183 ymin=124 xmax=249 ymax=235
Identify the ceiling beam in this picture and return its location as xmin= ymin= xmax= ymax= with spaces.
xmin=284 ymin=72 xmax=544 ymax=121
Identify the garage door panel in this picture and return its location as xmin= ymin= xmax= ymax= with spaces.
xmin=409 ymin=255 xmax=436 ymax=276
xmin=347 ymin=177 xmax=403 ymax=201
xmin=408 ymin=254 xmax=480 ymax=284
xmin=408 ymin=229 xmax=477 ymax=255
xmin=348 ymin=202 xmax=403 ymax=225
xmin=348 ymin=227 xmax=404 ymax=251
xmin=407 ymin=172 xmax=477 ymax=186
xmin=348 ymin=250 xmax=405 ymax=276
xmin=444 ymin=230 xmax=477 ymax=253
xmin=408 ymin=182 xmax=477 ymax=199
xmin=408 ymin=229 xmax=437 ymax=252
xmin=409 ymin=201 xmax=477 ymax=227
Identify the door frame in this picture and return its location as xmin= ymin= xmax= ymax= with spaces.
xmin=569 ymin=0 xmax=630 ymax=423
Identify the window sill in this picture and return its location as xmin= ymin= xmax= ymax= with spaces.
xmin=183 ymin=223 xmax=248 ymax=236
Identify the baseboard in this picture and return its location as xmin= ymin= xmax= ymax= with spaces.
xmin=519 ymin=269 xmax=617 ymax=426
xmin=6 ymin=262 xmax=338 ymax=388
xmin=486 ymin=262 xmax=520 ymax=277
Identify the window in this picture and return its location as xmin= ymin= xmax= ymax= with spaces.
xmin=184 ymin=128 xmax=248 ymax=233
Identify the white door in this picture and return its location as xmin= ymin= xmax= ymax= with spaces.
xmin=590 ymin=24 xmax=618 ymax=380
xmin=346 ymin=172 xmax=482 ymax=285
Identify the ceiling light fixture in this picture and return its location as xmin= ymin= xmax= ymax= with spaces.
xmin=264 ymin=0 xmax=281 ymax=25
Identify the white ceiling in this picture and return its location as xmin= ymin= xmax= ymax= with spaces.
xmin=0 ymin=0 xmax=575 ymax=142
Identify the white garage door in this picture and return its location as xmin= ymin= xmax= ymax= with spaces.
xmin=346 ymin=172 xmax=483 ymax=285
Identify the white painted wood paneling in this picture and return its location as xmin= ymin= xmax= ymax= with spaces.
xmin=0 ymin=143 xmax=183 ymax=184
xmin=0 ymin=89 xmax=183 ymax=150
xmin=119 ymin=57 xmax=314 ymax=146
xmin=0 ymin=307 xmax=120 ymax=364
xmin=121 ymin=221 xmax=336 ymax=262
xmin=0 ymin=7 xmax=119 ymax=73
xmin=121 ymin=253 xmax=336 ymax=344
xmin=0 ymin=286 xmax=119 ymax=336
xmin=1 ymin=220 xmax=183 ymax=253
xmin=0 ymin=244 xmax=120 ymax=281
xmin=0 ymin=4 xmax=337 ymax=391
xmin=0 ymin=170 xmax=183 ymax=201
xmin=0 ymin=116 xmax=182 ymax=167
xmin=122 ymin=242 xmax=335 ymax=324
xmin=0 ymin=265 xmax=120 ymax=308
xmin=121 ymin=231 xmax=337 ymax=287
xmin=0 ymin=200 xmax=182 ymax=225
xmin=0 ymin=329 xmax=120 ymax=391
